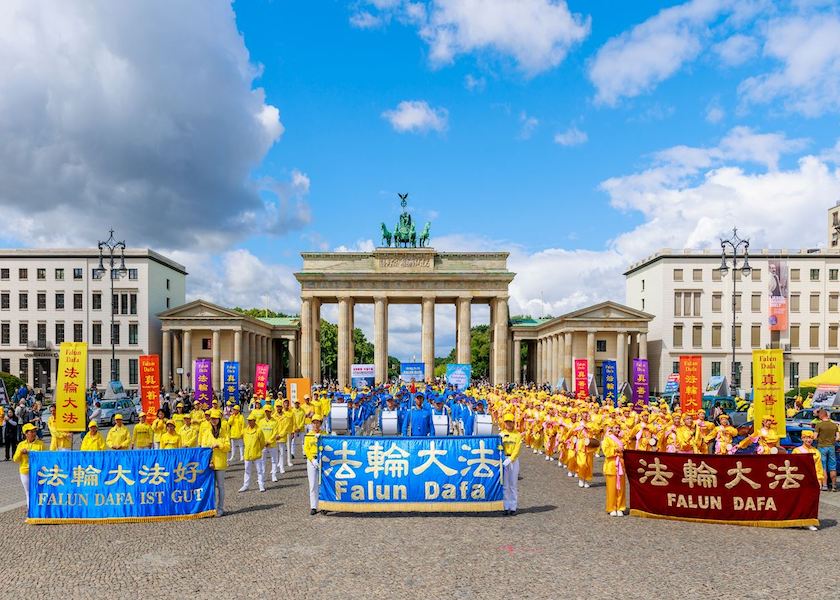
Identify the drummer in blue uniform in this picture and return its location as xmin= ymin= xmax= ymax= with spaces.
xmin=378 ymin=396 xmax=403 ymax=435
xmin=402 ymin=393 xmax=432 ymax=436
xmin=461 ymin=398 xmax=476 ymax=436
xmin=430 ymin=397 xmax=451 ymax=436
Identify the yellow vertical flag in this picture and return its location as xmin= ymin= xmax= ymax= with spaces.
xmin=752 ymin=349 xmax=786 ymax=437
xmin=55 ymin=342 xmax=88 ymax=431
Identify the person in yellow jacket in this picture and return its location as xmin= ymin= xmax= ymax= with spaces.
xmin=704 ymin=413 xmax=738 ymax=454
xmin=304 ymin=412 xmax=323 ymax=515
xmin=240 ymin=412 xmax=267 ymax=492
xmin=151 ymin=409 xmax=167 ymax=449
xmin=291 ymin=399 xmax=305 ymax=458
xmin=106 ymin=414 xmax=131 ymax=450
xmin=47 ymin=405 xmax=73 ymax=451
xmin=80 ymin=421 xmax=106 ymax=451
xmin=275 ymin=402 xmax=294 ymax=471
xmin=575 ymin=423 xmax=597 ymax=488
xmin=228 ymin=405 xmax=245 ymax=463
xmin=14 ymin=423 xmax=44 ymax=508
xmin=159 ymin=421 xmax=182 ymax=449
xmin=172 ymin=402 xmax=187 ymax=431
xmin=258 ymin=405 xmax=281 ymax=482
xmin=180 ymin=414 xmax=200 ymax=448
xmin=191 ymin=403 xmax=206 ymax=426
xmin=501 ymin=413 xmax=522 ymax=516
xmin=132 ymin=411 xmax=153 ymax=449
xmin=201 ymin=409 xmax=231 ymax=517
xmin=601 ymin=423 xmax=626 ymax=517
xmin=793 ymin=429 xmax=825 ymax=488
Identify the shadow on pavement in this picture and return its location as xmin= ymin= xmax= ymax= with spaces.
xmin=818 ymin=518 xmax=837 ymax=530
xmin=227 ymin=503 xmax=283 ymax=515
xmin=324 ymin=505 xmax=557 ymax=518
xmin=515 ymin=504 xmax=558 ymax=515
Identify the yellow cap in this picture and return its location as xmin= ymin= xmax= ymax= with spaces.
xmin=233 ymin=405 xmax=241 ymax=411
xmin=801 ymin=429 xmax=816 ymax=438
xmin=176 ymin=402 xmax=184 ymax=408
xmin=312 ymin=412 xmax=323 ymax=422
xmin=138 ymin=411 xmax=146 ymax=417
xmin=114 ymin=414 xmax=123 ymax=420
xmin=503 ymin=413 xmax=514 ymax=422
xmin=209 ymin=409 xmax=222 ymax=419
xmin=88 ymin=420 xmax=98 ymax=429
xmin=166 ymin=420 xmax=176 ymax=426
xmin=247 ymin=412 xmax=258 ymax=421
xmin=22 ymin=423 xmax=36 ymax=433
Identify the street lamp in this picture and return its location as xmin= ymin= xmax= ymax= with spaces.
xmin=717 ymin=227 xmax=751 ymax=392
xmin=94 ymin=229 xmax=127 ymax=383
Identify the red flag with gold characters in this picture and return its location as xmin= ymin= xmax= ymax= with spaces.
xmin=573 ymin=359 xmax=588 ymax=399
xmin=254 ymin=363 xmax=270 ymax=397
xmin=139 ymin=355 xmax=160 ymax=423
xmin=679 ymin=355 xmax=702 ymax=414
xmin=55 ymin=342 xmax=87 ymax=431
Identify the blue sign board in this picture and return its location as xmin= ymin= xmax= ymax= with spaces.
xmin=602 ymin=360 xmax=617 ymax=407
xmin=318 ymin=435 xmax=503 ymax=512
xmin=223 ymin=361 xmax=240 ymax=404
xmin=400 ymin=362 xmax=426 ymax=383
xmin=446 ymin=363 xmax=472 ymax=390
xmin=27 ymin=448 xmax=216 ymax=524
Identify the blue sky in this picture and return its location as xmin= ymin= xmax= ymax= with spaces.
xmin=1 ymin=0 xmax=840 ymax=358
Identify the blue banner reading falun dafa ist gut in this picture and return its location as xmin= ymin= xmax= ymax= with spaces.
xmin=318 ymin=435 xmax=504 ymax=512
xmin=27 ymin=448 xmax=216 ymax=524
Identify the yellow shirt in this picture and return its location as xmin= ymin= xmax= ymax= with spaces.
xmin=243 ymin=425 xmax=266 ymax=461
xmin=275 ymin=411 xmax=294 ymax=438
xmin=172 ymin=412 xmax=186 ymax=431
xmin=13 ymin=438 xmax=45 ymax=474
xmin=47 ymin=416 xmax=73 ymax=450
xmin=80 ymin=432 xmax=106 ymax=451
xmin=132 ymin=422 xmax=153 ymax=448
xmin=793 ymin=445 xmax=824 ymax=482
xmin=151 ymin=418 xmax=167 ymax=443
xmin=303 ymin=430 xmax=321 ymax=461
xmin=201 ymin=426 xmax=231 ymax=470
xmin=159 ymin=431 xmax=182 ymax=449
xmin=600 ymin=435 xmax=623 ymax=476
xmin=259 ymin=414 xmax=279 ymax=445
xmin=106 ymin=425 xmax=131 ymax=449
xmin=180 ymin=424 xmax=200 ymax=448
xmin=501 ymin=430 xmax=522 ymax=462
xmin=292 ymin=407 xmax=305 ymax=431
xmin=228 ymin=413 xmax=245 ymax=439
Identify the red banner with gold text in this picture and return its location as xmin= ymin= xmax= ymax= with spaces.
xmin=625 ymin=450 xmax=819 ymax=528
xmin=139 ymin=355 xmax=160 ymax=423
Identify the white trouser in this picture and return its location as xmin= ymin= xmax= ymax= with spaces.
xmin=277 ymin=442 xmax=287 ymax=473
xmin=20 ymin=473 xmax=29 ymax=508
xmin=285 ymin=437 xmax=293 ymax=467
xmin=153 ymin=442 xmax=160 ymax=449
xmin=229 ymin=438 xmax=244 ymax=461
xmin=263 ymin=446 xmax=279 ymax=476
xmin=214 ymin=470 xmax=225 ymax=514
xmin=243 ymin=459 xmax=265 ymax=490
xmin=503 ymin=459 xmax=520 ymax=511
xmin=292 ymin=432 xmax=303 ymax=456
xmin=306 ymin=460 xmax=319 ymax=509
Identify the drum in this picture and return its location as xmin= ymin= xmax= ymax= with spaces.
xmin=381 ymin=410 xmax=399 ymax=435
xmin=432 ymin=414 xmax=449 ymax=436
xmin=474 ymin=414 xmax=493 ymax=436
xmin=330 ymin=403 xmax=349 ymax=434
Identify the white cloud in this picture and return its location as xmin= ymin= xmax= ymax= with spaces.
xmin=349 ymin=11 xmax=383 ymax=29
xmin=0 ymin=0 xmax=295 ymax=251
xmin=554 ymin=126 xmax=588 ymax=146
xmin=333 ymin=239 xmax=376 ymax=252
xmin=464 ymin=73 xmax=486 ymax=91
xmin=589 ymin=0 xmax=730 ymax=105
xmin=714 ymin=33 xmax=759 ymax=66
xmin=518 ymin=111 xmax=539 ymax=139
xmin=705 ymin=100 xmax=725 ymax=123
xmin=382 ymin=100 xmax=449 ymax=133
xmin=739 ymin=14 xmax=840 ymax=116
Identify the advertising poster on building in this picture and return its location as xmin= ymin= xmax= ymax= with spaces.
xmin=223 ymin=361 xmax=239 ymax=404
xmin=254 ymin=363 xmax=270 ymax=397
xmin=664 ymin=373 xmax=680 ymax=396
xmin=55 ymin=342 xmax=87 ymax=431
xmin=351 ymin=364 xmax=375 ymax=388
xmin=445 ymin=364 xmax=472 ymax=390
xmin=679 ymin=356 xmax=702 ymax=414
xmin=632 ymin=358 xmax=649 ymax=410
xmin=139 ymin=355 xmax=160 ymax=423
xmin=601 ymin=360 xmax=617 ymax=407
xmin=574 ymin=359 xmax=588 ymax=399
xmin=752 ymin=349 xmax=786 ymax=437
xmin=400 ymin=362 xmax=426 ymax=383
xmin=285 ymin=378 xmax=311 ymax=405
xmin=767 ymin=259 xmax=788 ymax=332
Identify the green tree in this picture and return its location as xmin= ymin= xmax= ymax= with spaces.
xmin=1 ymin=371 xmax=25 ymax=397
xmin=432 ymin=324 xmax=492 ymax=379
xmin=318 ymin=320 xmax=376 ymax=380
xmin=231 ymin=307 xmax=294 ymax=319
xmin=387 ymin=356 xmax=401 ymax=380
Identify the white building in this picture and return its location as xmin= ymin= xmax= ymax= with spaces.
xmin=625 ymin=247 xmax=840 ymax=393
xmin=0 ymin=249 xmax=186 ymax=392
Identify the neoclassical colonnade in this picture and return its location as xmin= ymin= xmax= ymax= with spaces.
xmin=158 ymin=301 xmax=300 ymax=391
xmin=510 ymin=301 xmax=653 ymax=387
xmin=295 ymin=248 xmax=516 ymax=386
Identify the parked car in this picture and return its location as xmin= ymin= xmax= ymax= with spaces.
xmin=732 ymin=421 xmax=840 ymax=464
xmin=97 ymin=398 xmax=138 ymax=426
xmin=787 ymin=408 xmax=840 ymax=428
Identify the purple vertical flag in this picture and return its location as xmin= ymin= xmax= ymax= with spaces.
xmin=632 ymin=358 xmax=649 ymax=412
xmin=193 ymin=358 xmax=212 ymax=407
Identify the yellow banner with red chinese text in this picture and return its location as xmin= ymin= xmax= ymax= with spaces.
xmin=752 ymin=349 xmax=786 ymax=437
xmin=55 ymin=342 xmax=87 ymax=431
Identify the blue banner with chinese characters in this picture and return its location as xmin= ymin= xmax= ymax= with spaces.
xmin=317 ymin=435 xmax=504 ymax=512
xmin=223 ymin=361 xmax=240 ymax=404
xmin=602 ymin=360 xmax=617 ymax=407
xmin=27 ymin=448 xmax=216 ymax=524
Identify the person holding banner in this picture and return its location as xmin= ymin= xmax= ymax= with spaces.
xmin=13 ymin=423 xmax=43 ymax=508
xmin=47 ymin=405 xmax=72 ymax=451
xmin=501 ymin=413 xmax=522 ymax=516
xmin=228 ymin=405 xmax=245 ymax=462
xmin=159 ymin=421 xmax=182 ymax=449
xmin=240 ymin=413 xmax=267 ymax=493
xmin=601 ymin=422 xmax=626 ymax=516
xmin=304 ymin=412 xmax=323 ymax=515
xmin=80 ymin=421 xmax=106 ymax=451
xmin=106 ymin=414 xmax=131 ymax=450
xmin=180 ymin=414 xmax=200 ymax=448
xmin=132 ymin=412 xmax=153 ymax=449
xmin=202 ymin=409 xmax=230 ymax=517
xmin=152 ymin=409 xmax=167 ymax=449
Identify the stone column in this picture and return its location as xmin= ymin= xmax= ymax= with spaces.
xmin=182 ymin=330 xmax=192 ymax=390
xmin=161 ymin=328 xmax=171 ymax=392
xmin=421 ymin=296 xmax=435 ymax=382
xmin=347 ymin=299 xmax=355 ymax=367
xmin=286 ymin=338 xmax=296 ymax=378
xmin=513 ymin=338 xmax=521 ymax=384
xmin=617 ymin=331 xmax=627 ymax=385
xmin=300 ymin=298 xmax=312 ymax=380
xmin=536 ymin=339 xmax=543 ymax=383
xmin=456 ymin=297 xmax=472 ymax=364
xmin=586 ymin=331 xmax=595 ymax=375
xmin=211 ymin=329 xmax=221 ymax=393
xmin=338 ymin=297 xmax=350 ymax=388
xmin=374 ymin=296 xmax=388 ymax=384
xmin=234 ymin=329 xmax=242 ymax=368
xmin=564 ymin=332 xmax=572 ymax=383
xmin=558 ymin=332 xmax=566 ymax=386
xmin=547 ymin=336 xmax=555 ymax=386
xmin=311 ymin=299 xmax=321 ymax=384
xmin=172 ymin=331 xmax=181 ymax=390
xmin=638 ymin=332 xmax=648 ymax=360
xmin=249 ymin=332 xmax=257 ymax=383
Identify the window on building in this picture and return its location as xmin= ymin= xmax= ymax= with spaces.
xmin=672 ymin=361 xmax=679 ymax=374
xmin=751 ymin=269 xmax=761 ymax=282
xmin=201 ymin=337 xmax=212 ymax=350
xmin=92 ymin=323 xmax=102 ymax=345
xmin=712 ymin=324 xmax=722 ymax=348
xmin=92 ymin=269 xmax=103 ymax=280
xmin=791 ymin=268 xmax=800 ymax=282
xmin=1 ymin=293 xmax=8 ymax=310
xmin=111 ymin=323 xmax=120 ymax=345
xmin=673 ymin=324 xmax=683 ymax=347
xmin=19 ymin=323 xmax=28 ymax=344
xmin=810 ymin=268 xmax=820 ymax=281
xmin=734 ymin=324 xmax=741 ymax=348
xmin=129 ymin=323 xmax=138 ymax=345
xmin=128 ymin=268 xmax=138 ymax=280
xmin=166 ymin=297 xmax=170 ymax=309
xmin=596 ymin=339 xmax=606 ymax=352
xmin=810 ymin=293 xmax=820 ymax=312
xmin=55 ymin=268 xmax=64 ymax=281
xmin=0 ymin=268 xmax=8 ymax=280
xmin=673 ymin=268 xmax=683 ymax=281
xmin=166 ymin=278 xmax=170 ymax=290
xmin=791 ymin=293 xmax=800 ymax=312
xmin=120 ymin=293 xmax=128 ymax=315
xmin=831 ymin=325 xmax=839 ymax=349
xmin=684 ymin=293 xmax=691 ymax=316
xmin=92 ymin=359 xmax=102 ymax=385
xmin=711 ymin=361 xmax=721 ymax=377
xmin=790 ymin=362 xmax=799 ymax=387
xmin=712 ymin=269 xmax=721 ymax=282
xmin=692 ymin=325 xmax=702 ymax=348
xmin=751 ymin=293 xmax=760 ymax=312
xmin=112 ymin=294 xmax=118 ymax=312
xmin=751 ymin=324 xmax=761 ymax=348
xmin=0 ymin=358 xmax=8 ymax=373
xmin=734 ymin=293 xmax=742 ymax=312
xmin=36 ymin=268 xmax=46 ymax=280
xmin=810 ymin=324 xmax=820 ymax=348
xmin=1 ymin=323 xmax=9 ymax=345
xmin=19 ymin=292 xmax=27 ymax=310
xmin=674 ymin=293 xmax=681 ymax=316
xmin=830 ymin=293 xmax=839 ymax=313
xmin=734 ymin=269 xmax=742 ymax=282
xmin=37 ymin=292 xmax=46 ymax=310
xmin=790 ymin=324 xmax=800 ymax=349
xmin=19 ymin=359 xmax=28 ymax=382
xmin=110 ymin=269 xmax=121 ymax=281
xmin=830 ymin=362 xmax=838 ymax=369
xmin=129 ymin=359 xmax=139 ymax=385
xmin=73 ymin=323 xmax=83 ymax=343
xmin=92 ymin=292 xmax=102 ymax=310
xmin=55 ymin=322 xmax=64 ymax=344
xmin=55 ymin=292 xmax=64 ymax=310
xmin=641 ymin=298 xmax=645 ymax=310
xmin=130 ymin=293 xmax=137 ymax=315
xmin=831 ymin=268 xmax=839 ymax=281
xmin=641 ymin=279 xmax=645 ymax=291
xmin=810 ymin=362 xmax=820 ymax=378
xmin=692 ymin=268 xmax=702 ymax=281
xmin=36 ymin=323 xmax=46 ymax=347
xmin=73 ymin=293 xmax=82 ymax=310
xmin=73 ymin=268 xmax=83 ymax=280
xmin=18 ymin=268 xmax=27 ymax=280
xmin=733 ymin=361 xmax=742 ymax=387
xmin=674 ymin=291 xmax=702 ymax=317
xmin=111 ymin=359 xmax=120 ymax=382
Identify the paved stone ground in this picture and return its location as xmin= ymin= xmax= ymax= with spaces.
xmin=1 ymin=443 xmax=839 ymax=600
